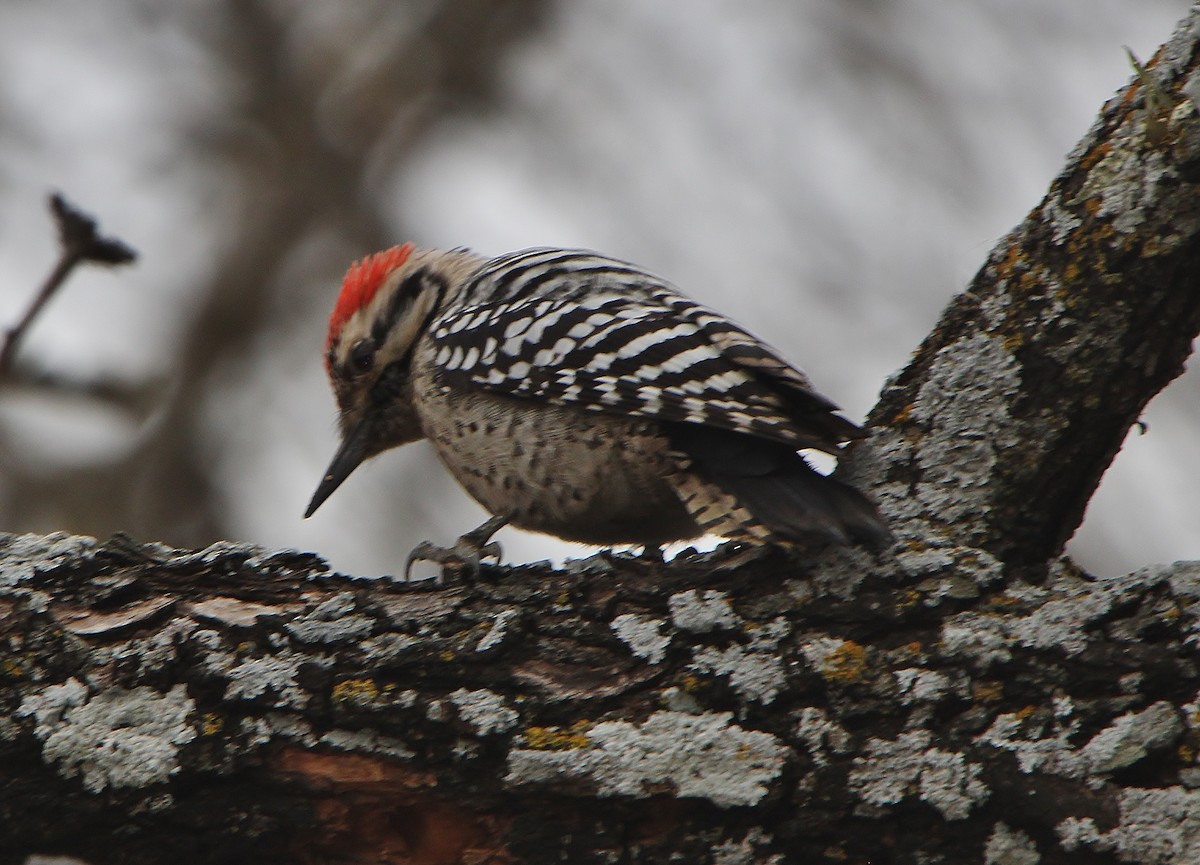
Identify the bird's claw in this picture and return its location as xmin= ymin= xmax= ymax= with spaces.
xmin=404 ymin=515 xmax=509 ymax=582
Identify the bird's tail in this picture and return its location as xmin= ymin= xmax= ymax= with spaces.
xmin=666 ymin=422 xmax=891 ymax=550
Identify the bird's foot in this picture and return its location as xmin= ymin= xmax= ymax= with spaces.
xmin=637 ymin=544 xmax=666 ymax=563
xmin=405 ymin=514 xmax=510 ymax=582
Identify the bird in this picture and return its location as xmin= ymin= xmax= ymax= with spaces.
xmin=305 ymin=244 xmax=889 ymax=573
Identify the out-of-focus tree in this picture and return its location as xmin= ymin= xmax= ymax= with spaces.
xmin=0 ymin=0 xmax=550 ymax=560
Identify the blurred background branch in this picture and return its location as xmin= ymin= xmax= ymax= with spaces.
xmin=0 ymin=0 xmax=550 ymax=553
xmin=0 ymin=193 xmax=135 ymax=376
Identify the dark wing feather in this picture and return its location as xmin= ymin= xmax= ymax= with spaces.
xmin=665 ymin=421 xmax=891 ymax=550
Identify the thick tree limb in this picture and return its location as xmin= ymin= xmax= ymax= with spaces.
xmin=864 ymin=14 xmax=1200 ymax=570
xmin=1 ymin=534 xmax=1197 ymax=865
xmin=5 ymin=9 xmax=1200 ymax=865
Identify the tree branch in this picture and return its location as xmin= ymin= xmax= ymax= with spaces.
xmin=0 ymin=193 xmax=136 ymax=378
xmin=864 ymin=16 xmax=1200 ymax=570
xmin=0 ymin=533 xmax=1197 ymax=864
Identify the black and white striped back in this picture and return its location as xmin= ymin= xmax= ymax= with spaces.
xmin=429 ymin=248 xmax=862 ymax=453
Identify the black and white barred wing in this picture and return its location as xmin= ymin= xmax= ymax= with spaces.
xmin=428 ymin=280 xmax=863 ymax=453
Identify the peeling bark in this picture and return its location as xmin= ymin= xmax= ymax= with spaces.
xmin=6 ymin=9 xmax=1200 ymax=865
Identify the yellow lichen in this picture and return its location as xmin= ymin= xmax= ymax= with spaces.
xmin=1001 ymin=332 xmax=1024 ymax=354
xmin=997 ymin=244 xmax=1023 ymax=277
xmin=200 ymin=712 xmax=224 ymax=736
xmin=332 ymin=677 xmax=381 ymax=704
xmin=523 ymin=721 xmax=593 ymax=751
xmin=1079 ymin=140 xmax=1110 ymax=172
xmin=972 ymin=681 xmax=1004 ymax=703
xmin=821 ymin=641 xmax=868 ymax=684
xmin=1016 ymin=270 xmax=1043 ymax=295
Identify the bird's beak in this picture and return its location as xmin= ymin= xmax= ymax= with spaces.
xmin=304 ymin=416 xmax=373 ymax=518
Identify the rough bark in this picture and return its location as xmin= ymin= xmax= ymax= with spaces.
xmin=5 ymin=10 xmax=1200 ymax=865
xmin=862 ymin=14 xmax=1200 ymax=571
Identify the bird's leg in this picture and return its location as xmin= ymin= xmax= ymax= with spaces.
xmin=405 ymin=514 xmax=510 ymax=582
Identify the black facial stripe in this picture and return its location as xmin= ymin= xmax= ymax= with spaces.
xmin=415 ymin=274 xmax=448 ymax=350
xmin=371 ymin=268 xmax=422 ymax=346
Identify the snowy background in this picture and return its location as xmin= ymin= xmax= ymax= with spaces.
xmin=0 ymin=0 xmax=1193 ymax=579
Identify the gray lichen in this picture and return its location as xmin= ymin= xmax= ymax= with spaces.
xmin=242 ymin=712 xmax=316 ymax=748
xmin=18 ymin=679 xmax=195 ymax=792
xmin=894 ymin=667 xmax=954 ymax=705
xmin=476 ymin=608 xmax=520 ymax=652
xmin=691 ymin=643 xmax=786 ymax=705
xmin=977 ymin=700 xmax=1181 ymax=792
xmin=668 ymin=589 xmax=739 ymax=633
xmin=711 ymin=828 xmax=782 ymax=865
xmin=1005 ymin=576 xmax=1129 ymax=655
xmin=978 ymin=708 xmax=1082 ymax=779
xmin=320 ymin=727 xmax=415 ymax=759
xmin=940 ymin=615 xmax=1011 ymax=669
xmin=1080 ymin=702 xmax=1183 ymax=775
xmin=1058 ymin=787 xmax=1200 ymax=864
xmin=1077 ymin=118 xmax=1170 ymax=235
xmin=985 ymin=822 xmax=1041 ymax=865
xmin=506 ymin=711 xmax=787 ymax=807
xmin=610 ymin=613 xmax=671 ymax=664
xmin=284 ymin=592 xmax=374 ymax=644
xmin=942 ymin=562 xmax=1168 ymax=668
xmin=0 ymin=532 xmax=96 ymax=588
xmin=849 ymin=729 xmax=987 ymax=820
xmin=793 ymin=707 xmax=851 ymax=767
xmin=449 ymin=687 xmax=519 ymax=735
xmin=692 ymin=616 xmax=791 ymax=704
xmin=221 ymin=655 xmax=309 ymax=709
xmin=908 ymin=334 xmax=1023 ymax=528
xmin=896 ymin=545 xmax=1004 ymax=591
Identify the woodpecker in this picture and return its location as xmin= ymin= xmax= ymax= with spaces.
xmin=306 ymin=244 xmax=890 ymax=571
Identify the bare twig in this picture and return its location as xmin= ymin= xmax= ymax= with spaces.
xmin=0 ymin=192 xmax=137 ymax=377
xmin=4 ymin=362 xmax=164 ymax=413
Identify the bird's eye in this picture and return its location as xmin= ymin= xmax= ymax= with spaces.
xmin=349 ymin=338 xmax=376 ymax=374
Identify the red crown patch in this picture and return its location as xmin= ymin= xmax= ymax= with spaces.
xmin=325 ymin=243 xmax=415 ymax=354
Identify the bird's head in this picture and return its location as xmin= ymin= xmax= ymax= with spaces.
xmin=306 ymin=243 xmax=483 ymax=517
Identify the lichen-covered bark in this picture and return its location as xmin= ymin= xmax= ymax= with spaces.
xmin=6 ymin=9 xmax=1200 ymax=865
xmin=863 ymin=11 xmax=1200 ymax=570
xmin=1 ymin=534 xmax=1199 ymax=865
